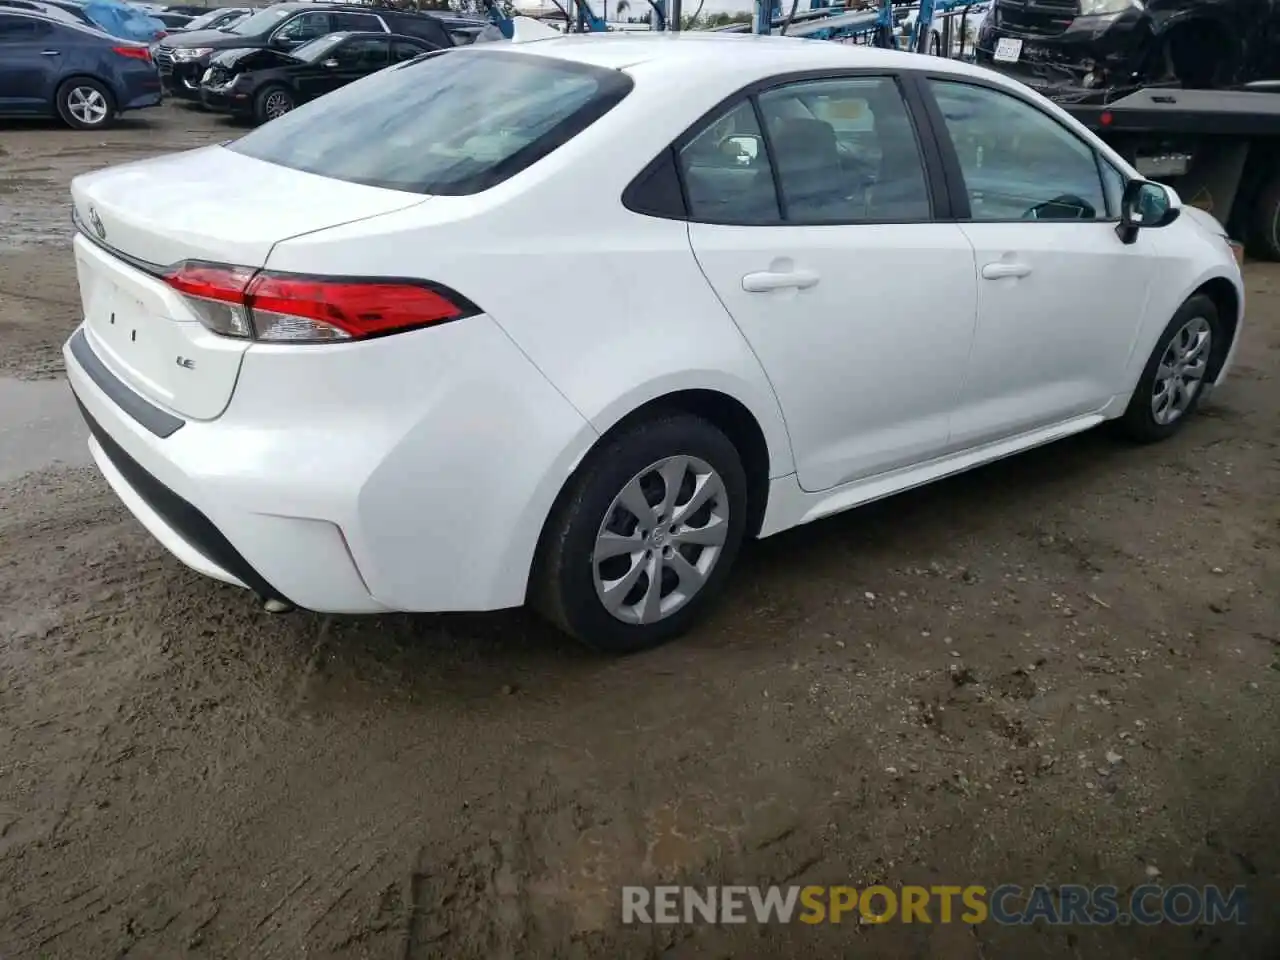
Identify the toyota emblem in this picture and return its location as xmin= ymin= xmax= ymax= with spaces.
xmin=88 ymin=206 xmax=105 ymax=240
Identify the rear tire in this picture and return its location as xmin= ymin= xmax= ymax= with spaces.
xmin=531 ymin=413 xmax=749 ymax=655
xmin=1116 ymin=294 xmax=1220 ymax=443
xmin=55 ymin=78 xmax=115 ymax=130
xmin=253 ymin=85 xmax=295 ymax=125
xmin=1248 ymin=172 xmax=1280 ymax=262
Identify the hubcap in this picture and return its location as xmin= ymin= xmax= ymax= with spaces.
xmin=265 ymin=92 xmax=292 ymax=119
xmin=68 ymin=87 xmax=108 ymax=126
xmin=1152 ymin=316 xmax=1212 ymax=425
xmin=592 ymin=455 xmax=730 ymax=626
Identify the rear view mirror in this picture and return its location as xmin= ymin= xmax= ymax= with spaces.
xmin=1118 ymin=179 xmax=1179 ymax=243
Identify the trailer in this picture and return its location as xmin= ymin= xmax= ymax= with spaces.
xmin=1053 ymin=85 xmax=1280 ymax=260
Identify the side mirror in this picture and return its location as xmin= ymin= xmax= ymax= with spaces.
xmin=723 ymin=134 xmax=762 ymax=164
xmin=321 ymin=57 xmax=338 ymax=68
xmin=1117 ymin=179 xmax=1180 ymax=244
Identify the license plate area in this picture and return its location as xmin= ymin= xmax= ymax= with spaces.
xmin=993 ymin=37 xmax=1023 ymax=63
xmin=82 ymin=271 xmax=179 ymax=406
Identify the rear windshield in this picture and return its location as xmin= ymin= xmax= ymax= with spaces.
xmin=226 ymin=48 xmax=633 ymax=196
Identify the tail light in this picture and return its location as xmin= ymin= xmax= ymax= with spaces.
xmin=113 ymin=45 xmax=152 ymax=61
xmin=161 ymin=261 xmax=477 ymax=343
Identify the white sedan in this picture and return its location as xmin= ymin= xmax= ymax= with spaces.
xmin=64 ymin=33 xmax=1244 ymax=653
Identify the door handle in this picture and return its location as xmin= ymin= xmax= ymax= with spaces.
xmin=742 ymin=269 xmax=820 ymax=293
xmin=41 ymin=50 xmax=61 ymax=56
xmin=981 ymin=262 xmax=1032 ymax=280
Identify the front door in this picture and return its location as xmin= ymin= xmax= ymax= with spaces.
xmin=923 ymin=77 xmax=1156 ymax=448
xmin=683 ymin=76 xmax=979 ymax=492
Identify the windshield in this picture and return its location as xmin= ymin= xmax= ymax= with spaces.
xmin=229 ymin=49 xmax=633 ymax=196
xmin=228 ymin=5 xmax=289 ymax=34
xmin=290 ymin=33 xmax=344 ymax=62
xmin=185 ymin=6 xmax=238 ymax=29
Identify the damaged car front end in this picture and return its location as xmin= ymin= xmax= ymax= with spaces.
xmin=975 ymin=0 xmax=1275 ymax=103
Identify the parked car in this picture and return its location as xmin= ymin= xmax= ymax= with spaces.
xmin=152 ymin=1 xmax=454 ymax=99
xmin=0 ymin=0 xmax=94 ymax=24
xmin=200 ymin=31 xmax=437 ymax=123
xmin=170 ymin=5 xmax=252 ymax=31
xmin=150 ymin=9 xmax=193 ymax=28
xmin=975 ymin=0 xmax=1280 ymax=96
xmin=0 ymin=9 xmax=160 ymax=128
xmin=63 ymin=36 xmax=1244 ymax=652
xmin=2 ymin=0 xmax=163 ymax=37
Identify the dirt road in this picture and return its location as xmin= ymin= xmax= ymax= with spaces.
xmin=2 ymin=106 xmax=1278 ymax=960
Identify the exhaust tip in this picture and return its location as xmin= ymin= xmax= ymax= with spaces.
xmin=261 ymin=596 xmax=295 ymax=614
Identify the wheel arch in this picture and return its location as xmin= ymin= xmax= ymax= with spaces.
xmin=587 ymin=388 xmax=774 ymax=539
xmin=1194 ymin=274 xmax=1241 ymax=381
xmin=526 ymin=384 xmax=783 ymax=605
xmin=54 ymin=73 xmax=118 ymax=110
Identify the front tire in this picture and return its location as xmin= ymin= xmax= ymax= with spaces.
xmin=1116 ymin=294 xmax=1220 ymax=443
xmin=253 ymin=85 xmax=295 ymax=125
xmin=532 ymin=413 xmax=749 ymax=655
xmin=56 ymin=79 xmax=115 ymax=130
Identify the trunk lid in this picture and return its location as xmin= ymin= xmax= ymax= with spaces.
xmin=70 ymin=146 xmax=427 ymax=421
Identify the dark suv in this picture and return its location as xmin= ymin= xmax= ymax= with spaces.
xmin=975 ymin=0 xmax=1280 ymax=99
xmin=153 ymin=2 xmax=461 ymax=100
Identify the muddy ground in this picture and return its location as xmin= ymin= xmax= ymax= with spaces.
xmin=1 ymin=105 xmax=1279 ymax=960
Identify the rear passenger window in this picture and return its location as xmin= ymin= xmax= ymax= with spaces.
xmin=758 ymin=77 xmax=930 ymax=223
xmin=678 ymin=100 xmax=780 ymax=224
xmin=331 ymin=12 xmax=382 ymax=31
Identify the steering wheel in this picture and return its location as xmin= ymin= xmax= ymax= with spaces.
xmin=1023 ymin=194 xmax=1095 ymax=220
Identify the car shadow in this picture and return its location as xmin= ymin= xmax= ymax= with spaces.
xmin=216 ymin=421 xmax=1157 ymax=709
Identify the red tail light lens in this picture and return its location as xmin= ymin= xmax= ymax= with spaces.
xmin=113 ymin=45 xmax=152 ymax=61
xmin=161 ymin=261 xmax=475 ymax=343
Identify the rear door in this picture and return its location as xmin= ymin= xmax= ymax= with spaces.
xmin=0 ymin=14 xmax=59 ymax=111
xmin=683 ymin=74 xmax=980 ymax=492
xmin=920 ymin=76 xmax=1156 ymax=448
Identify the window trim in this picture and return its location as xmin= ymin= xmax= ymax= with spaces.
xmin=910 ymin=72 xmax=1121 ymax=225
xmin=622 ymin=67 xmax=954 ymax=228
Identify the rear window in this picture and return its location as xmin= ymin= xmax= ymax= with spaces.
xmin=227 ymin=48 xmax=633 ymax=196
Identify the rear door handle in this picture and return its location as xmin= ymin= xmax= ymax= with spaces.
xmin=981 ymin=262 xmax=1032 ymax=280
xmin=742 ymin=269 xmax=820 ymax=293
xmin=41 ymin=50 xmax=61 ymax=56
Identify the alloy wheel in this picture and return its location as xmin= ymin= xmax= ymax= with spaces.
xmin=1151 ymin=315 xmax=1212 ymax=425
xmin=67 ymin=87 xmax=109 ymax=126
xmin=592 ymin=455 xmax=730 ymax=625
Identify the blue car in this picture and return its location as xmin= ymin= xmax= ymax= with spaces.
xmin=0 ymin=8 xmax=162 ymax=128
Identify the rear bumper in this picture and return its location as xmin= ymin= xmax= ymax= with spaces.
xmin=63 ymin=314 xmax=599 ymax=615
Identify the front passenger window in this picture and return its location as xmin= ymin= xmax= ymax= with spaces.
xmin=929 ymin=79 xmax=1107 ymax=221
xmin=678 ymin=100 xmax=781 ymax=224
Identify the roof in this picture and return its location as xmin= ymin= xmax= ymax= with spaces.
xmin=501 ymin=31 xmax=1009 ymax=91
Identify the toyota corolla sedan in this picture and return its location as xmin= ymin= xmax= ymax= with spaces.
xmin=63 ymin=34 xmax=1244 ymax=653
